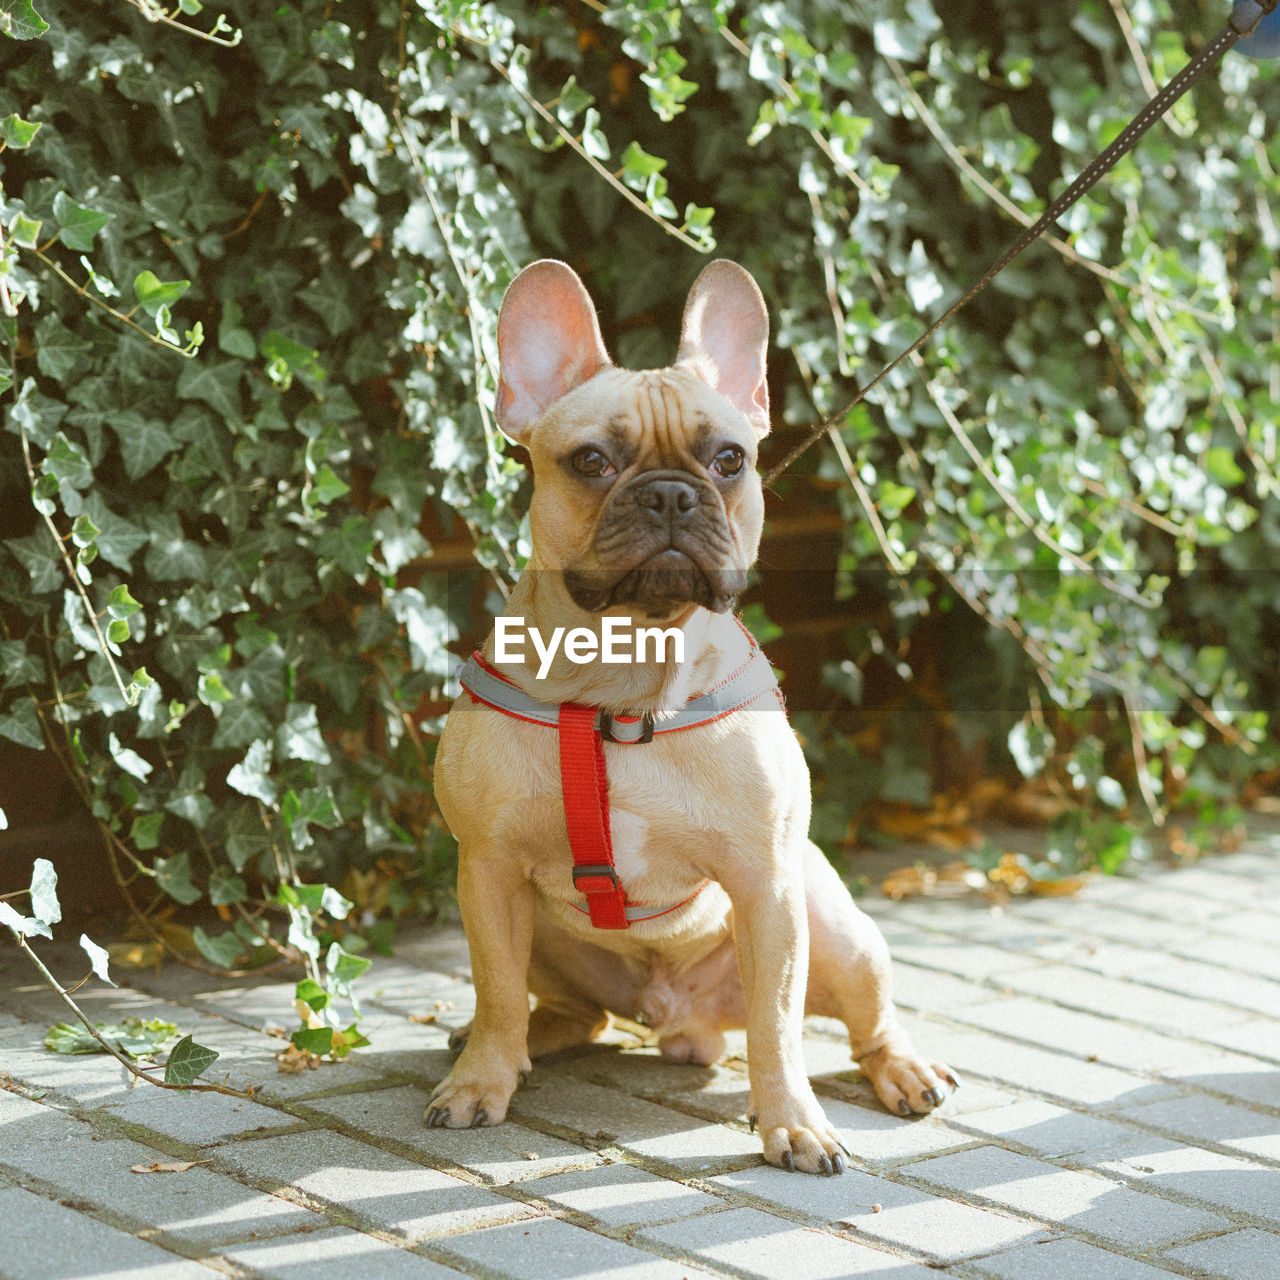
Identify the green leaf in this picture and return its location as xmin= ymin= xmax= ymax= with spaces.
xmin=109 ymin=411 xmax=178 ymax=480
xmin=192 ymin=925 xmax=247 ymax=968
xmin=294 ymin=976 xmax=330 ymax=1011
xmin=226 ymin=738 xmax=276 ymax=804
xmin=1204 ymin=447 xmax=1245 ymax=487
xmin=44 ymin=1017 xmax=178 ymax=1058
xmin=9 ymin=212 xmax=41 ymax=247
xmin=132 ymin=270 xmax=191 ymax=317
xmin=325 ymin=941 xmax=371 ymax=990
xmin=163 ymin=1034 xmax=219 ymax=1085
xmin=51 ymin=193 xmax=113 ymax=252
xmin=109 ymin=731 xmax=153 ymax=781
xmin=153 ymin=850 xmax=201 ymax=905
xmin=130 ymin=811 xmax=164 ymax=851
xmin=290 ymin=1026 xmax=334 ymax=1056
xmin=80 ymin=934 xmax=116 ymax=987
xmin=0 ymin=0 xmax=49 ymax=41
xmin=0 ymin=900 xmax=52 ymax=940
xmin=29 ymin=858 xmax=61 ymax=927
xmin=107 ymin=584 xmax=143 ymax=619
xmin=277 ymin=702 xmax=331 ymax=764
xmin=0 ymin=113 xmax=41 ymax=148
xmin=0 ymin=696 xmax=43 ymax=749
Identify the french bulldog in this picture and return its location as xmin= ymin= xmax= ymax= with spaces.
xmin=428 ymin=259 xmax=956 ymax=1174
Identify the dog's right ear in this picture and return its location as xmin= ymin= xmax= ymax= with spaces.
xmin=495 ymin=261 xmax=612 ymax=444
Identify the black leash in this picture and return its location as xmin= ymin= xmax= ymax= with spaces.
xmin=764 ymin=0 xmax=1280 ymax=488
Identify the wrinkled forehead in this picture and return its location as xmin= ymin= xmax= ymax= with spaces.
xmin=541 ymin=367 xmax=751 ymax=465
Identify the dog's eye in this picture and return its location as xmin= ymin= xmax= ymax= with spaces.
xmin=571 ymin=447 xmax=615 ymax=478
xmin=710 ymin=445 xmax=746 ymax=479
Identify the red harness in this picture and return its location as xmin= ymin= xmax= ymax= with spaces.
xmin=457 ymin=624 xmax=782 ymax=929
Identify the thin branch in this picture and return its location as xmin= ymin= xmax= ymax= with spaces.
xmin=884 ymin=56 xmax=1220 ymax=325
xmin=1123 ymin=686 xmax=1165 ymax=823
xmin=29 ymin=248 xmax=199 ymax=357
xmin=122 ymin=0 xmax=242 ymax=47
xmin=11 ymin=930 xmax=255 ymax=1097
xmin=472 ymin=44 xmax=712 ymax=253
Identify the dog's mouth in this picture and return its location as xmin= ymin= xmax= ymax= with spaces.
xmin=564 ymin=550 xmax=745 ymax=616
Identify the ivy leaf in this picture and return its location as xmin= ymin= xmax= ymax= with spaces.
xmin=0 ymin=695 xmax=43 ymax=749
xmin=9 ymin=212 xmax=41 ymax=247
xmin=29 ymin=858 xmax=61 ymax=927
xmin=163 ymin=1034 xmax=219 ymax=1085
xmin=0 ymin=0 xmax=50 ymax=41
xmin=80 ymin=934 xmax=116 ymax=987
xmin=192 ymin=925 xmax=247 ymax=968
xmin=226 ymin=738 xmax=276 ymax=804
xmin=0 ymin=113 xmax=41 ymax=148
xmin=0 ymin=900 xmax=52 ymax=939
xmin=153 ymin=850 xmax=201 ymax=904
xmin=51 ymin=193 xmax=113 ymax=252
xmin=129 ymin=811 xmax=164 ymax=850
xmin=109 ymin=731 xmax=153 ymax=781
xmin=132 ymin=270 xmax=191 ymax=317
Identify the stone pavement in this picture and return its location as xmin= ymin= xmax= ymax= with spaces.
xmin=2 ymin=824 xmax=1279 ymax=1280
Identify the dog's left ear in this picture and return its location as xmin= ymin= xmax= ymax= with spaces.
xmin=676 ymin=260 xmax=770 ymax=437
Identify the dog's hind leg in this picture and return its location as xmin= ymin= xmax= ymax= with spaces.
xmin=526 ymin=1000 xmax=610 ymax=1057
xmin=800 ymin=840 xmax=958 ymax=1116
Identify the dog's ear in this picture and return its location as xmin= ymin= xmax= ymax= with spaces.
xmin=495 ymin=260 xmax=612 ymax=443
xmin=676 ymin=260 xmax=770 ymax=436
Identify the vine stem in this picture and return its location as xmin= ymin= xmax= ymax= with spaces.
xmin=461 ymin=35 xmax=711 ymax=254
xmin=29 ymin=248 xmax=198 ymax=357
xmin=8 ymin=929 xmax=255 ymax=1098
xmin=122 ymin=0 xmax=242 ymax=47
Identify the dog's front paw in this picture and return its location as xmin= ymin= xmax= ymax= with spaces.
xmin=859 ymin=1043 xmax=958 ymax=1116
xmin=425 ymin=1056 xmax=530 ymax=1129
xmin=750 ymin=1100 xmax=848 ymax=1176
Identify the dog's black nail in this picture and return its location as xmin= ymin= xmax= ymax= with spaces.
xmin=518 ymin=1068 xmax=530 ymax=1084
xmin=427 ymin=1107 xmax=448 ymax=1127
xmin=924 ymin=1088 xmax=940 ymax=1106
xmin=818 ymin=1154 xmax=832 ymax=1176
xmin=836 ymin=1138 xmax=852 ymax=1159
xmin=471 ymin=1109 xmax=487 ymax=1128
xmin=748 ymin=1112 xmax=758 ymax=1134
xmin=898 ymin=1099 xmax=912 ymax=1116
xmin=945 ymin=1073 xmax=960 ymax=1089
xmin=781 ymin=1150 xmax=794 ymax=1172
xmin=832 ymin=1151 xmax=846 ymax=1175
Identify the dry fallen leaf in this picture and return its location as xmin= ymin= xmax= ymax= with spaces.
xmin=276 ymin=1044 xmax=321 ymax=1074
xmin=409 ymin=1013 xmax=437 ymax=1025
xmin=131 ymin=1160 xmax=205 ymax=1174
xmin=104 ymin=942 xmax=163 ymax=970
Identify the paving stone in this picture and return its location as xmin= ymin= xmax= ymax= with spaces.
xmin=965 ymin=1234 xmax=1186 ymax=1279
xmin=564 ymin=1044 xmax=753 ymax=1123
xmin=950 ymin=1098 xmax=1138 ymax=1159
xmin=213 ymin=1127 xmax=530 ymax=1238
xmin=219 ymin=1225 xmax=460 ymax=1278
xmin=523 ymin=1162 xmax=719 ymax=1227
xmin=639 ymin=1205 xmax=938 ymax=1277
xmin=889 ymin=961 xmax=1006 ymax=1014
xmin=435 ymin=1215 xmax=718 ymax=1279
xmin=509 ymin=1072 xmax=760 ymax=1173
xmin=1 ymin=1126 xmax=317 ymax=1246
xmin=820 ymin=1096 xmax=977 ymax=1166
xmin=1161 ymin=1226 xmax=1280 ymax=1278
xmin=0 ymin=1185 xmax=221 ymax=1280
xmin=711 ymin=1164 xmax=1048 ymax=1263
xmin=97 ymin=1082 xmax=300 ymax=1146
xmin=952 ymin=995 xmax=1259 ymax=1079
xmin=913 ymin=1025 xmax=1173 ymax=1108
xmin=1096 ymin=1136 xmax=1280 ymax=1229
xmin=1116 ymin=1094 xmax=1280 ymax=1161
xmin=304 ymin=1084 xmax=598 ymax=1184
xmin=989 ymin=962 xmax=1255 ymax=1038
xmin=903 ymin=1145 xmax=1231 ymax=1248
xmin=1203 ymin=1017 xmax=1280 ymax=1065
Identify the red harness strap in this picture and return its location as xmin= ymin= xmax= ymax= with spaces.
xmin=556 ymin=703 xmax=631 ymax=929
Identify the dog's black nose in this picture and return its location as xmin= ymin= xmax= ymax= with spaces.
xmin=636 ymin=478 xmax=699 ymax=520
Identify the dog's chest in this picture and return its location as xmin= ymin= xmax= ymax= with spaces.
xmin=608 ymin=807 xmax=651 ymax=880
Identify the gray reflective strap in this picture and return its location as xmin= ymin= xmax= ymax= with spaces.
xmin=456 ymin=647 xmax=779 ymax=741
